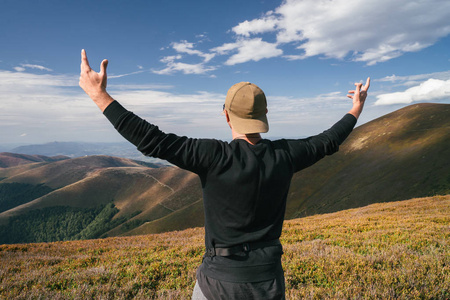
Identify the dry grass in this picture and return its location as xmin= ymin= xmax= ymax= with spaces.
xmin=1 ymin=195 xmax=449 ymax=299
xmin=282 ymin=195 xmax=449 ymax=299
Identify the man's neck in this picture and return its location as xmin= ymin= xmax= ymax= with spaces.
xmin=232 ymin=130 xmax=262 ymax=145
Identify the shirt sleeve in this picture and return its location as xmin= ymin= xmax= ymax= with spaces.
xmin=286 ymin=114 xmax=357 ymax=172
xmin=103 ymin=100 xmax=221 ymax=174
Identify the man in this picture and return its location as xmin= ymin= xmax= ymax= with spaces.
xmin=79 ymin=49 xmax=370 ymax=299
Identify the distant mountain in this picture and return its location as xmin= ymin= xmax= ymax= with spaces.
xmin=11 ymin=141 xmax=168 ymax=165
xmin=0 ymin=103 xmax=448 ymax=244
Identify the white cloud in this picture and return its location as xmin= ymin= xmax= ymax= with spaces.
xmin=152 ymin=59 xmax=216 ymax=75
xmin=223 ymin=0 xmax=450 ymax=65
xmin=377 ymin=71 xmax=450 ymax=86
xmin=110 ymin=83 xmax=174 ymax=90
xmin=172 ymin=40 xmax=215 ymax=62
xmin=154 ymin=0 xmax=450 ymax=73
xmin=14 ymin=64 xmax=53 ymax=72
xmin=375 ymin=78 xmax=450 ymax=105
xmin=211 ymin=42 xmax=239 ymax=55
xmin=0 ymin=70 xmax=101 ymax=143
xmin=212 ymin=38 xmax=282 ymax=65
xmin=0 ymin=70 xmax=76 ymax=87
xmin=160 ymin=55 xmax=182 ymax=63
xmin=96 ymin=87 xmax=228 ymax=137
xmin=232 ymin=14 xmax=278 ymax=37
xmin=109 ymin=70 xmax=145 ymax=79
xmin=154 ymin=41 xmax=216 ymax=75
xmin=0 ymin=68 xmax=228 ymax=143
xmin=256 ymin=0 xmax=449 ymax=64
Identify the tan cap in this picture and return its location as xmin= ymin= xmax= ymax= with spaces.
xmin=224 ymin=82 xmax=269 ymax=134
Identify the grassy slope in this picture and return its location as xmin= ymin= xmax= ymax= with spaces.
xmin=125 ymin=200 xmax=204 ymax=236
xmin=0 ymin=153 xmax=205 ymax=236
xmin=0 ymin=156 xmax=197 ymax=226
xmin=1 ymin=194 xmax=448 ymax=299
xmin=286 ymin=103 xmax=450 ymax=218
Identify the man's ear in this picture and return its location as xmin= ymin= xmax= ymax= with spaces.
xmin=224 ymin=110 xmax=232 ymax=129
xmin=224 ymin=110 xmax=231 ymax=122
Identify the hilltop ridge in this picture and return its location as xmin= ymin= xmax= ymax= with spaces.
xmin=286 ymin=103 xmax=449 ymax=217
xmin=0 ymin=152 xmax=69 ymax=168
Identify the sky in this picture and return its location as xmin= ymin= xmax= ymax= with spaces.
xmin=1 ymin=0 xmax=450 ymax=147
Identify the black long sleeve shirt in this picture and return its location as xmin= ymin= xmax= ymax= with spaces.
xmin=103 ymin=100 xmax=357 ymax=287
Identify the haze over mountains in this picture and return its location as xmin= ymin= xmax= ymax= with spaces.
xmin=0 ymin=103 xmax=448 ymax=244
xmin=9 ymin=141 xmax=167 ymax=165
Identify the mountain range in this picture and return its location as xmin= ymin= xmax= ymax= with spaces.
xmin=9 ymin=141 xmax=168 ymax=165
xmin=0 ymin=103 xmax=448 ymax=244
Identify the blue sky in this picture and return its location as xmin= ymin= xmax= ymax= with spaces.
xmin=1 ymin=0 xmax=450 ymax=146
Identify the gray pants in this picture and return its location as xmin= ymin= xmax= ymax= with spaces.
xmin=192 ymin=281 xmax=208 ymax=300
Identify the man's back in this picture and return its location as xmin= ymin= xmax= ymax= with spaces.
xmin=104 ymin=101 xmax=355 ymax=248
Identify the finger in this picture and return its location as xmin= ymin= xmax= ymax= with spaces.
xmin=355 ymin=82 xmax=363 ymax=93
xmin=81 ymin=49 xmax=90 ymax=69
xmin=100 ymin=59 xmax=108 ymax=75
xmin=364 ymin=77 xmax=371 ymax=91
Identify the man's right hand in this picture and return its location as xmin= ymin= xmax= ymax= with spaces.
xmin=79 ymin=49 xmax=113 ymax=112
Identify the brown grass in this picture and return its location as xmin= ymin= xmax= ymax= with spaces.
xmin=0 ymin=194 xmax=449 ymax=299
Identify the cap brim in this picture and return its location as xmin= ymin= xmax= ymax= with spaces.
xmin=229 ymin=112 xmax=269 ymax=134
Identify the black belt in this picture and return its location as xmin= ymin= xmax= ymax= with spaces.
xmin=205 ymin=239 xmax=281 ymax=257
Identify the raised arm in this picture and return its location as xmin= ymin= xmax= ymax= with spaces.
xmin=79 ymin=49 xmax=114 ymax=112
xmin=347 ymin=77 xmax=370 ymax=119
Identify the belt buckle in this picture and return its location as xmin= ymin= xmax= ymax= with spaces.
xmin=207 ymin=248 xmax=216 ymax=257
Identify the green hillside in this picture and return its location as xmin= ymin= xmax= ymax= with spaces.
xmin=0 ymin=195 xmax=448 ymax=299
